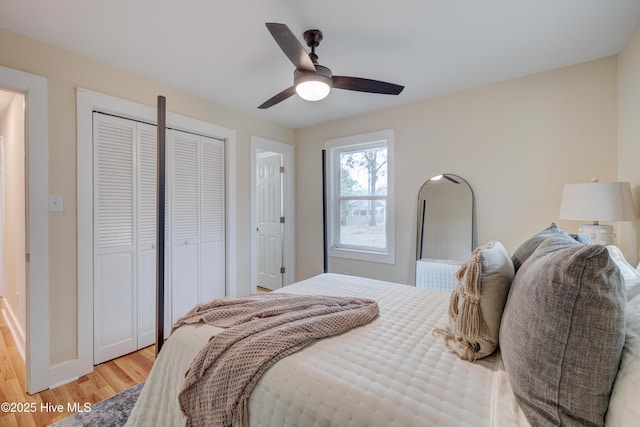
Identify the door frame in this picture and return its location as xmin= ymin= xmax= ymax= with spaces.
xmin=0 ymin=66 xmax=49 ymax=393
xmin=71 ymin=88 xmax=237 ymax=385
xmin=250 ymin=136 xmax=295 ymax=291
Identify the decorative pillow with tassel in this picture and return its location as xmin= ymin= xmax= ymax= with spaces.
xmin=435 ymin=241 xmax=515 ymax=361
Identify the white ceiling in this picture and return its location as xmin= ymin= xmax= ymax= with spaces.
xmin=1 ymin=1 xmax=639 ymax=129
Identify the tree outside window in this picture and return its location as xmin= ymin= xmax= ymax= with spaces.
xmin=338 ymin=145 xmax=387 ymax=249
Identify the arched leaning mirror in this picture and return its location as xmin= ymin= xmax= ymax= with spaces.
xmin=416 ymin=174 xmax=476 ymax=291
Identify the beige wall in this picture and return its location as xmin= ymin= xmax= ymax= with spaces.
xmin=0 ymin=92 xmax=26 ymax=333
xmin=295 ymin=57 xmax=619 ymax=284
xmin=618 ymin=25 xmax=640 ymax=266
xmin=0 ymin=28 xmax=294 ymax=365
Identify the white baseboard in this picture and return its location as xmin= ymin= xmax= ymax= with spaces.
xmin=1 ymin=298 xmax=25 ymax=361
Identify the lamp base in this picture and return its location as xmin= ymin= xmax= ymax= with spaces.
xmin=577 ymin=224 xmax=615 ymax=245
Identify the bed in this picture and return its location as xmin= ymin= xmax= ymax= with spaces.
xmin=126 ymin=225 xmax=640 ymax=427
xmin=127 ymin=273 xmax=519 ymax=426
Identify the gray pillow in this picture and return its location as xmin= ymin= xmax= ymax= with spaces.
xmin=511 ymin=223 xmax=573 ymax=271
xmin=500 ymin=237 xmax=626 ymax=426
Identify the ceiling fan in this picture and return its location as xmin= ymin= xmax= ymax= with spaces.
xmin=258 ymin=23 xmax=404 ymax=109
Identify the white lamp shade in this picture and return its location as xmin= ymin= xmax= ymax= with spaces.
xmin=559 ymin=181 xmax=636 ymax=222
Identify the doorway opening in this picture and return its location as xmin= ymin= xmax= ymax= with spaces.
xmin=256 ymin=150 xmax=284 ymax=290
xmin=0 ymin=89 xmax=26 ymax=360
xmin=251 ymin=137 xmax=295 ymax=291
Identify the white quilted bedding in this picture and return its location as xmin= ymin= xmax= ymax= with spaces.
xmin=126 ymin=273 xmax=524 ymax=427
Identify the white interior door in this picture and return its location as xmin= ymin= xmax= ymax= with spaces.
xmin=257 ymin=153 xmax=283 ymax=290
xmin=93 ymin=114 xmax=137 ymax=364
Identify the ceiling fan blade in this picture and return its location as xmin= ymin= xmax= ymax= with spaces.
xmin=266 ymin=23 xmax=316 ymax=72
xmin=258 ymin=86 xmax=297 ymax=109
xmin=332 ymin=76 xmax=404 ymax=95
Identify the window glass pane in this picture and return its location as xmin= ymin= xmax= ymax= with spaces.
xmin=339 ymin=199 xmax=386 ymax=249
xmin=339 ymin=147 xmax=387 ymax=197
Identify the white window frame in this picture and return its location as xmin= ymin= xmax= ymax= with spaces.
xmin=325 ymin=129 xmax=395 ymax=264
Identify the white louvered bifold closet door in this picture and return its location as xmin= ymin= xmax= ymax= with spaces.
xmin=136 ymin=123 xmax=157 ymax=348
xmin=93 ymin=113 xmax=138 ymax=364
xmin=169 ymin=130 xmax=225 ymax=324
xmin=93 ymin=115 xmax=226 ymax=363
xmin=170 ymin=130 xmax=200 ymax=324
xmin=200 ymin=136 xmax=225 ymax=303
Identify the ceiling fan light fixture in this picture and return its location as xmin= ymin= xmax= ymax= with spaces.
xmin=295 ymin=79 xmax=331 ymax=101
xmin=294 ymin=66 xmax=332 ymax=101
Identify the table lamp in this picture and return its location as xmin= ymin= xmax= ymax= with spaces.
xmin=559 ymin=180 xmax=635 ymax=245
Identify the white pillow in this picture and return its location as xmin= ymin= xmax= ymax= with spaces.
xmin=607 ymin=245 xmax=640 ymax=300
xmin=605 ymin=294 xmax=640 ymax=425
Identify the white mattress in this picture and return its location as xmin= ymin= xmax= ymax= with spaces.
xmin=126 ymin=273 xmax=525 ymax=427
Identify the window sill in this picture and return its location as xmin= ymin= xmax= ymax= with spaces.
xmin=329 ymin=247 xmax=395 ymax=264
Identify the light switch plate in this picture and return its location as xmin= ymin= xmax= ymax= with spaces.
xmin=48 ymin=195 xmax=63 ymax=212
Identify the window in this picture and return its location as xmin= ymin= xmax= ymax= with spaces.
xmin=325 ymin=129 xmax=394 ymax=264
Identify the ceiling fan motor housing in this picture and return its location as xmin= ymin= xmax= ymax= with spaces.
xmin=294 ymin=64 xmax=333 ymax=87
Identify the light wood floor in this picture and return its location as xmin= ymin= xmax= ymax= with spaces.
xmin=0 ymin=306 xmax=155 ymax=426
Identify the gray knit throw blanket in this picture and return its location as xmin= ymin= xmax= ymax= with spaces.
xmin=174 ymin=292 xmax=379 ymax=427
